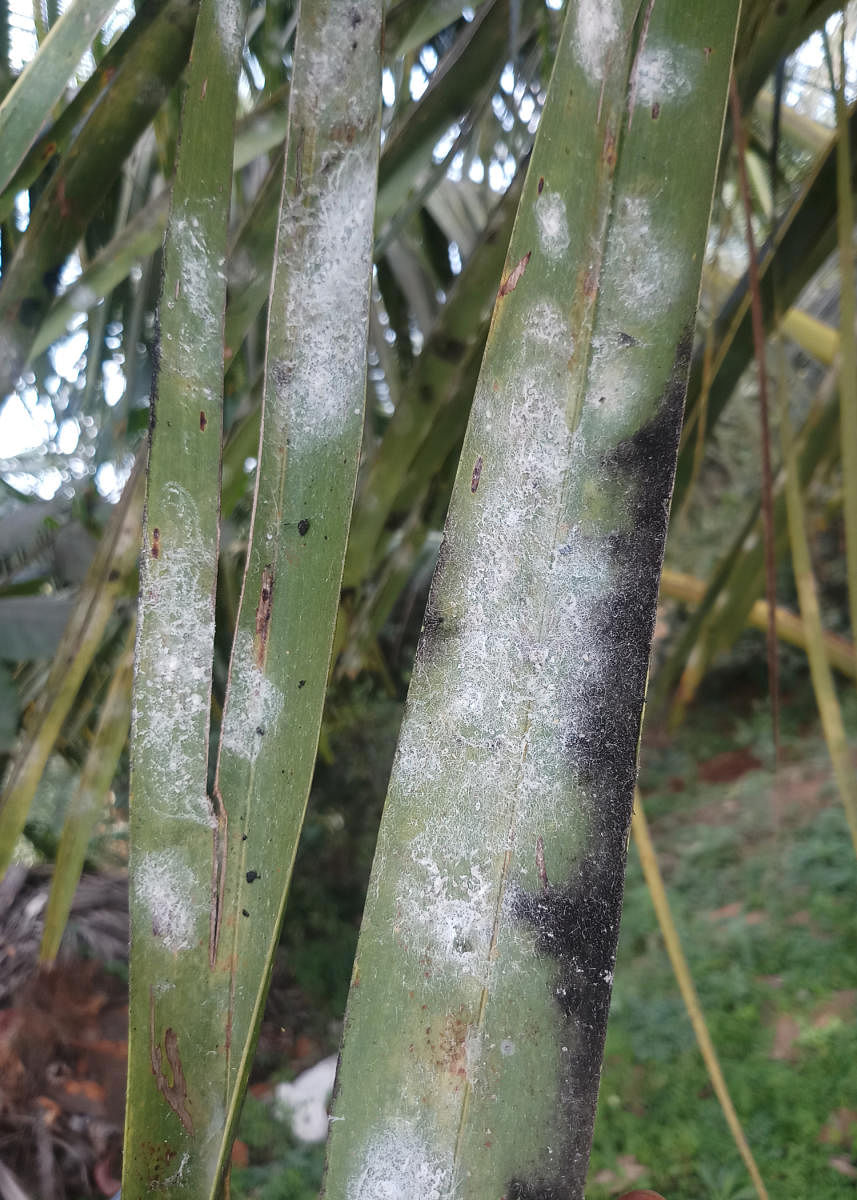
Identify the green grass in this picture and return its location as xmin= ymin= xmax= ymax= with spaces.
xmin=231 ymin=1094 xmax=325 ymax=1200
xmin=588 ymin=663 xmax=857 ymax=1198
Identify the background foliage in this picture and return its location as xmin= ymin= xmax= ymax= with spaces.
xmin=0 ymin=0 xmax=855 ymax=1197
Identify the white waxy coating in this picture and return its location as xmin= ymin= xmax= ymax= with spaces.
xmin=384 ymin=308 xmax=611 ymax=988
xmin=134 ymin=482 xmax=216 ymax=827
xmin=272 ymin=146 xmax=376 ymax=447
xmin=214 ymin=0 xmax=245 ymax=61
xmin=633 ymin=43 xmax=696 ymax=108
xmin=349 ymin=1125 xmax=456 ymax=1200
xmin=133 ymin=849 xmax=205 ymax=953
xmin=607 ymin=194 xmax=682 ymax=322
xmin=269 ymin=3 xmax=381 ymax=451
xmin=221 ymin=631 xmax=284 ymax=764
xmin=534 ymin=190 xmax=571 ymax=260
xmin=573 ymin=0 xmax=621 ymax=84
xmin=164 ymin=202 xmax=223 ymax=353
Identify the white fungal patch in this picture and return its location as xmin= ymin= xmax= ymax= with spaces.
xmin=349 ymin=1124 xmax=456 ymax=1200
xmin=385 ymin=312 xmax=612 ymax=985
xmin=133 ymin=850 xmax=204 ymax=953
xmin=134 ymin=482 xmax=216 ymax=826
xmin=586 ymin=341 xmax=642 ymax=418
xmin=574 ymin=0 xmax=621 ymax=84
xmin=534 ymin=191 xmax=570 ymax=260
xmin=608 ymin=194 xmax=683 ymax=321
xmin=632 ymin=44 xmax=695 ymax=109
xmin=165 ymin=203 xmax=223 ymax=352
xmin=159 ymin=1151 xmax=190 ymax=1188
xmin=215 ymin=0 xmax=245 ymax=62
xmin=525 ymin=300 xmax=573 ymax=352
xmin=301 ymin=4 xmax=381 ymax=127
xmin=272 ymin=144 xmax=376 ymax=447
xmin=268 ymin=4 xmax=380 ymax=452
xmin=396 ymin=844 xmax=494 ymax=981
xmin=221 ymin=632 xmax=284 ymax=764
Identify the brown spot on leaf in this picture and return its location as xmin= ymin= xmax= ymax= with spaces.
xmin=470 ymin=455 xmax=483 ymax=493
xmin=537 ymin=176 xmax=544 ymax=194
xmin=499 ymin=251 xmax=531 ymax=297
xmin=150 ymin=528 xmax=160 ymax=558
xmin=602 ymin=128 xmax=617 ymax=167
xmin=57 ymin=178 xmax=71 ymax=220
xmin=651 ymin=102 xmax=660 ymax=119
xmin=254 ymin=565 xmax=274 ymax=667
xmin=149 ymin=991 xmax=193 ymax=1134
xmin=199 ymin=410 xmax=207 ymax=431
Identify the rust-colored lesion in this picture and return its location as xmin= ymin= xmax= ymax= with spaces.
xmin=149 ymin=989 xmax=193 ymax=1134
xmin=209 ymin=781 xmax=227 ymax=967
xmin=601 ymin=126 xmax=617 ymax=168
xmin=421 ymin=1009 xmax=471 ymax=1084
xmin=150 ymin=527 xmax=160 ymax=558
xmin=254 ymin=565 xmax=275 ymax=668
xmin=499 ymin=251 xmax=531 ymax=297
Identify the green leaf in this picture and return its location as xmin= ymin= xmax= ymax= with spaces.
xmin=0 ymin=0 xmax=120 ymax=196
xmin=123 ymin=0 xmax=248 ymax=1188
xmin=0 ymin=0 xmax=199 ymax=397
xmin=211 ymin=0 xmax=383 ymax=1182
xmin=324 ymin=1 xmax=741 ymax=1194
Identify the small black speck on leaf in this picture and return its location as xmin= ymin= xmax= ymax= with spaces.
xmin=298 ymin=680 xmax=306 ymax=688
xmin=246 ymin=870 xmax=259 ymax=884
xmin=256 ymin=726 xmax=265 ymax=736
xmin=297 ymin=519 xmax=310 ymax=536
xmin=242 ymin=909 xmax=250 ymax=917
xmin=241 ymin=834 xmax=247 ymax=842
